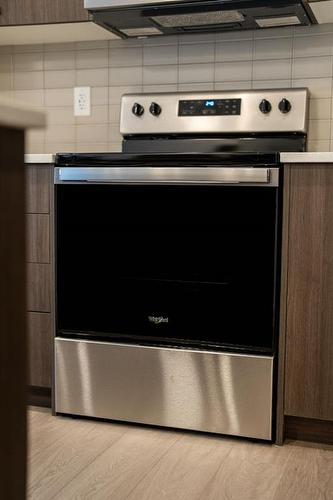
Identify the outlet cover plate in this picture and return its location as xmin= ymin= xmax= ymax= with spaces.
xmin=74 ymin=87 xmax=91 ymax=117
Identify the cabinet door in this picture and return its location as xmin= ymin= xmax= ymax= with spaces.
xmin=28 ymin=312 xmax=52 ymax=387
xmin=285 ymin=164 xmax=333 ymax=421
xmin=26 ymin=214 xmax=50 ymax=264
xmin=0 ymin=1 xmax=9 ymax=25
xmin=26 ymin=166 xmax=50 ymax=214
xmin=27 ymin=263 xmax=52 ymax=313
xmin=44 ymin=0 xmax=88 ymax=23
xmin=0 ymin=0 xmax=44 ymax=25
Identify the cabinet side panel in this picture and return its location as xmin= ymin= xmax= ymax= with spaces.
xmin=285 ymin=163 xmax=333 ymax=421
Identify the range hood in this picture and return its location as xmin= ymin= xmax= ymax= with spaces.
xmin=84 ymin=0 xmax=333 ymax=39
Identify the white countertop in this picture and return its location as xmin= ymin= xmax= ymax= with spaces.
xmin=25 ymin=154 xmax=54 ymax=164
xmin=281 ymin=152 xmax=333 ymax=163
xmin=0 ymin=98 xmax=45 ymax=129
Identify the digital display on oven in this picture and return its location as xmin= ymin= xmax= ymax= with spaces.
xmin=179 ymin=98 xmax=241 ymax=116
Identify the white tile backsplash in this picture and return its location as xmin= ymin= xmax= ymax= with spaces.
xmin=179 ymin=63 xmax=214 ymax=84
xmin=253 ymin=59 xmax=292 ymax=81
xmin=252 ymin=80 xmax=291 ymax=90
xmin=144 ymin=44 xmax=178 ymax=66
xmin=216 ymin=40 xmax=253 ymax=62
xmin=254 ymin=37 xmax=292 ymax=60
xmin=143 ymin=64 xmax=177 ymax=85
xmin=180 ymin=43 xmax=214 ymax=64
xmin=44 ymin=69 xmax=75 ymax=89
xmin=0 ymin=54 xmax=12 ymax=72
xmin=293 ymin=33 xmax=333 ymax=58
xmin=292 ymin=56 xmax=332 ymax=79
xmin=309 ymin=99 xmax=332 ymax=120
xmin=76 ymin=48 xmax=109 ymax=69
xmin=109 ymin=66 xmax=142 ymax=86
xmin=214 ymin=81 xmax=252 ymax=91
xmin=308 ymin=120 xmax=331 ymax=141
xmin=292 ymin=77 xmax=332 ymax=99
xmin=109 ymin=47 xmax=143 ymax=67
xmin=215 ymin=61 xmax=252 ymax=82
xmin=76 ymin=68 xmax=108 ymax=87
xmin=3 ymin=23 xmax=333 ymax=153
xmin=44 ymin=50 xmax=75 ymax=71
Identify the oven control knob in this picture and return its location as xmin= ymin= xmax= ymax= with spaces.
xmin=132 ymin=103 xmax=144 ymax=117
xmin=279 ymin=98 xmax=292 ymax=114
xmin=259 ymin=99 xmax=272 ymax=114
xmin=150 ymin=102 xmax=162 ymax=116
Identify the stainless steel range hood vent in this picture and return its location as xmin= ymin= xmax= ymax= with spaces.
xmin=152 ymin=10 xmax=245 ymax=28
xmin=84 ymin=1 xmax=328 ymax=39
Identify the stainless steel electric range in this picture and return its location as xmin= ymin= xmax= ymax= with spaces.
xmin=54 ymin=89 xmax=309 ymax=441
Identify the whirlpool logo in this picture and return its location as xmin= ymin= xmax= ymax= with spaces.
xmin=148 ymin=315 xmax=169 ymax=325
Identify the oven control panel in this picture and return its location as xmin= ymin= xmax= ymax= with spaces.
xmin=121 ymin=89 xmax=309 ymax=135
xmin=179 ymin=99 xmax=242 ymax=116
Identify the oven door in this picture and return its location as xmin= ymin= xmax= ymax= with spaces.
xmin=55 ymin=166 xmax=280 ymax=354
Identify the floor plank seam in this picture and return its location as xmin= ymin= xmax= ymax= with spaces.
xmin=123 ymin=433 xmax=183 ymax=500
xmin=46 ymin=425 xmax=128 ymax=500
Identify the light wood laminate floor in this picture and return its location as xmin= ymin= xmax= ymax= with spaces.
xmin=28 ymin=407 xmax=333 ymax=500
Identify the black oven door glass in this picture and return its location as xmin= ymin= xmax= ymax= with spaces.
xmin=56 ymin=184 xmax=279 ymax=353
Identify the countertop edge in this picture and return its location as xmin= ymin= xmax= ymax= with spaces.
xmin=24 ymin=154 xmax=54 ymax=164
xmin=281 ymin=152 xmax=333 ymax=163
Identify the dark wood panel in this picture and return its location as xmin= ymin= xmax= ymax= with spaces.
xmin=9 ymin=0 xmax=44 ymax=25
xmin=27 ymin=263 xmax=51 ymax=312
xmin=26 ymin=214 xmax=50 ymax=264
xmin=285 ymin=416 xmax=333 ymax=445
xmin=28 ymin=387 xmax=51 ymax=407
xmin=0 ymin=126 xmax=27 ymax=499
xmin=285 ymin=164 xmax=333 ymax=421
xmin=0 ymin=0 xmax=87 ymax=25
xmin=28 ymin=312 xmax=52 ymax=388
xmin=0 ymin=0 xmax=9 ymax=25
xmin=26 ymin=165 xmax=50 ymax=214
xmin=44 ymin=0 xmax=88 ymax=23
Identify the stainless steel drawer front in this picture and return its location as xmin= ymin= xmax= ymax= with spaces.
xmin=55 ymin=338 xmax=274 ymax=440
xmin=54 ymin=167 xmax=279 ymax=186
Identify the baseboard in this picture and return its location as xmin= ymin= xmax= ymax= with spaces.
xmin=28 ymin=386 xmax=51 ymax=408
xmin=285 ymin=416 xmax=333 ymax=445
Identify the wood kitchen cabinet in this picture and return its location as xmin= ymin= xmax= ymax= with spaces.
xmin=0 ymin=0 xmax=44 ymax=25
xmin=28 ymin=312 xmax=52 ymax=388
xmin=44 ymin=0 xmax=88 ymax=24
xmin=283 ymin=164 xmax=333 ymax=423
xmin=25 ymin=164 xmax=53 ymax=397
xmin=26 ymin=214 xmax=50 ymax=264
xmin=26 ymin=164 xmax=50 ymax=214
xmin=0 ymin=0 xmax=88 ymax=26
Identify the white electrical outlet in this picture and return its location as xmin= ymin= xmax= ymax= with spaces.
xmin=74 ymin=87 xmax=91 ymax=117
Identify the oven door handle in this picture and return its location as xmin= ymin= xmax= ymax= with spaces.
xmin=54 ymin=167 xmax=279 ymax=187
